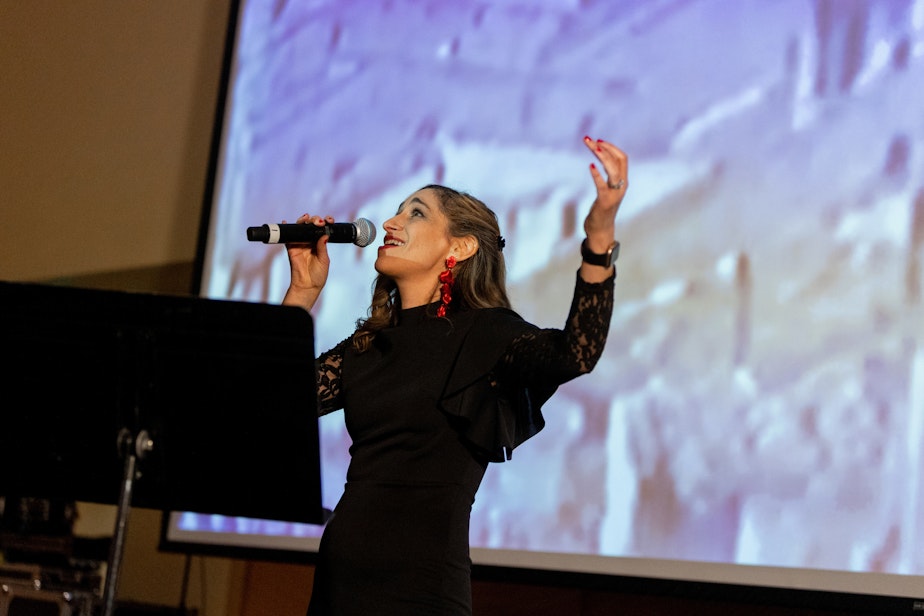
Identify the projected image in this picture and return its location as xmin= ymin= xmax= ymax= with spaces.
xmin=184 ymin=0 xmax=924 ymax=598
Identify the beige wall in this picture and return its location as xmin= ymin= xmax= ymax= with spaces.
xmin=0 ymin=2 xmax=250 ymax=615
xmin=0 ymin=0 xmax=228 ymax=283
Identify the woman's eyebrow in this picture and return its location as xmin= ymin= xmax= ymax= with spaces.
xmin=397 ymin=197 xmax=430 ymax=212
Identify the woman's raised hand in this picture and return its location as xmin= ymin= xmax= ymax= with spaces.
xmin=580 ymin=137 xmax=628 ymax=281
xmin=583 ymin=136 xmax=628 ymax=244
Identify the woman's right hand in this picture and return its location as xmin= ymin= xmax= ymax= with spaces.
xmin=282 ymin=214 xmax=333 ymax=311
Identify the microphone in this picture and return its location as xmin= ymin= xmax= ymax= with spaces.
xmin=246 ymin=218 xmax=376 ymax=247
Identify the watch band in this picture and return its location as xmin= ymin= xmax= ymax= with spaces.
xmin=580 ymin=239 xmax=619 ymax=267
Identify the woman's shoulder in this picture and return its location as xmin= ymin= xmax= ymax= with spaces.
xmin=462 ymin=305 xmax=535 ymax=337
xmin=318 ymin=333 xmax=354 ymax=358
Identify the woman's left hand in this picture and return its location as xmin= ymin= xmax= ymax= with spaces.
xmin=583 ymin=136 xmax=628 ymax=248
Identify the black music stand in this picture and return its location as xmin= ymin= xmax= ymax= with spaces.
xmin=0 ymin=281 xmax=325 ymax=616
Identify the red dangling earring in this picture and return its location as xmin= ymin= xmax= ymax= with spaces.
xmin=436 ymin=255 xmax=456 ymax=317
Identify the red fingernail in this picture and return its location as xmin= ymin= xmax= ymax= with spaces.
xmin=590 ymin=163 xmax=597 ymax=170
xmin=596 ymin=146 xmax=602 ymax=152
xmin=583 ymin=135 xmax=591 ymax=141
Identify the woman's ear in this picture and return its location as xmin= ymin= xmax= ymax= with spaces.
xmin=451 ymin=235 xmax=479 ymax=262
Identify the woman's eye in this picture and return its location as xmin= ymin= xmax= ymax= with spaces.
xmin=410 ymin=208 xmax=423 ymax=217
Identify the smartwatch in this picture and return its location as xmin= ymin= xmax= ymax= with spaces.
xmin=580 ymin=239 xmax=619 ymax=267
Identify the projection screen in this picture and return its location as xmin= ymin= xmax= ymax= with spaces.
xmin=166 ymin=0 xmax=924 ymax=608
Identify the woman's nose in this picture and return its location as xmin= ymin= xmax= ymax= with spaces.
xmin=383 ymin=214 xmax=400 ymax=231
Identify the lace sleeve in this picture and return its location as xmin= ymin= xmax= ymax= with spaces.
xmin=499 ymin=269 xmax=615 ymax=385
xmin=315 ymin=337 xmax=350 ymax=416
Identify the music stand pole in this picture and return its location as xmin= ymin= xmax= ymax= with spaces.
xmin=101 ymin=428 xmax=153 ymax=616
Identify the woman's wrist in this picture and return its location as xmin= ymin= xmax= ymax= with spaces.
xmin=582 ymin=218 xmax=616 ymax=252
xmin=283 ymin=285 xmax=319 ymax=311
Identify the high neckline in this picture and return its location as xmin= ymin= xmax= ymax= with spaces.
xmin=397 ymin=301 xmax=442 ymax=326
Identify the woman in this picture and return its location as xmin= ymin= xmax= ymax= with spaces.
xmin=283 ymin=136 xmax=627 ymax=615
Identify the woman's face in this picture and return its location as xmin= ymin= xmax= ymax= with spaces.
xmin=375 ymin=188 xmax=453 ymax=288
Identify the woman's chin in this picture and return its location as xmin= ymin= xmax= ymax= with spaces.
xmin=373 ymin=254 xmax=397 ymax=276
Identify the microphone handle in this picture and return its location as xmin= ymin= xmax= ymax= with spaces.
xmin=246 ymin=223 xmax=350 ymax=244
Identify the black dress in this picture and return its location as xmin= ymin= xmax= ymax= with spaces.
xmin=306 ymin=271 xmax=614 ymax=615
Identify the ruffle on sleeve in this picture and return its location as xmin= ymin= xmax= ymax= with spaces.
xmin=437 ymin=309 xmax=557 ymax=462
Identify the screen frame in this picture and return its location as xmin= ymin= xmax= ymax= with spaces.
xmin=160 ymin=2 xmax=924 ymax=613
xmin=189 ymin=0 xmax=242 ymax=298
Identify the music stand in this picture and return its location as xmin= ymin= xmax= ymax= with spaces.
xmin=0 ymin=281 xmax=325 ymax=616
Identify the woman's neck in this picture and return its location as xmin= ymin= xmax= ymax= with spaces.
xmin=395 ymin=279 xmax=441 ymax=309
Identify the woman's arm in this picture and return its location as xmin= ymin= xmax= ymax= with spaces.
xmin=496 ymin=136 xmax=625 ymax=384
xmin=315 ymin=337 xmax=350 ymax=416
xmin=499 ymin=270 xmax=614 ymax=385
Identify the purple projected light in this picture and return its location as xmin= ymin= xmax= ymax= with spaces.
xmin=180 ymin=0 xmax=924 ymax=602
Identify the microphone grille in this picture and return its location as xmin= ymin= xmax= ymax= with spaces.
xmin=353 ymin=218 xmax=376 ymax=247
